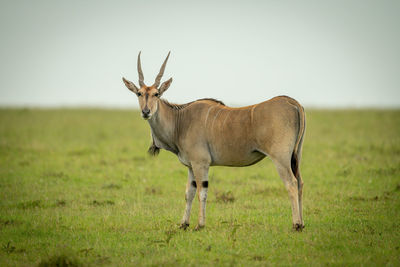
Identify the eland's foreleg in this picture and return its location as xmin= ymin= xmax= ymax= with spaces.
xmin=180 ymin=167 xmax=196 ymax=229
xmin=192 ymin=163 xmax=209 ymax=230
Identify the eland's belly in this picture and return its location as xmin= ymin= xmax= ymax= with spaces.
xmin=210 ymin=148 xmax=265 ymax=167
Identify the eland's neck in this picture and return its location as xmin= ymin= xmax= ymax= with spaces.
xmin=147 ymin=100 xmax=180 ymax=154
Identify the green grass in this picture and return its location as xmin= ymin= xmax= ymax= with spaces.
xmin=0 ymin=108 xmax=399 ymax=266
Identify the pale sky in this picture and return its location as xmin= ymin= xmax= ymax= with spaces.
xmin=0 ymin=0 xmax=399 ymax=108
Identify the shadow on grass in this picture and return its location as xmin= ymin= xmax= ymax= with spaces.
xmin=17 ymin=200 xmax=43 ymax=209
xmin=38 ymin=253 xmax=81 ymax=267
xmin=2 ymin=241 xmax=26 ymax=254
xmin=90 ymin=200 xmax=115 ymax=206
xmin=102 ymin=183 xmax=122 ymax=190
xmin=215 ymin=191 xmax=235 ymax=203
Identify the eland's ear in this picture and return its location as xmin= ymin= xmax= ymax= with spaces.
xmin=122 ymin=77 xmax=139 ymax=94
xmin=158 ymin=77 xmax=173 ymax=95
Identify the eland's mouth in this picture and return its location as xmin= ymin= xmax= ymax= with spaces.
xmin=142 ymin=114 xmax=152 ymax=120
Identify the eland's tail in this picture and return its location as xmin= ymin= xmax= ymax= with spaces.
xmin=290 ymin=102 xmax=306 ymax=179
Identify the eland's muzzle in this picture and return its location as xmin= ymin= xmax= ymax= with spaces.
xmin=142 ymin=108 xmax=151 ymax=119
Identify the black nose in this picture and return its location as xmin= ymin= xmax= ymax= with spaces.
xmin=142 ymin=108 xmax=150 ymax=117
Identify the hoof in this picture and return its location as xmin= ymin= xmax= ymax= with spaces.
xmin=293 ymin=223 xmax=305 ymax=232
xmin=179 ymin=223 xmax=189 ymax=230
xmin=194 ymin=225 xmax=205 ymax=231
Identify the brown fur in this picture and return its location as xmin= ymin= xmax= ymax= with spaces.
xmin=122 ymin=52 xmax=306 ymax=230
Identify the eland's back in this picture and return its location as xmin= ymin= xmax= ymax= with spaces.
xmin=176 ymin=96 xmax=304 ymax=168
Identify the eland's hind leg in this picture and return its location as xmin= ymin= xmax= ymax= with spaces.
xmin=297 ymin=171 xmax=304 ymax=226
xmin=294 ymin=156 xmax=304 ymax=227
xmin=294 ymin=136 xmax=305 ymax=227
xmin=271 ymin=154 xmax=303 ymax=231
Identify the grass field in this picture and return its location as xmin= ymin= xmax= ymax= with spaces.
xmin=0 ymin=108 xmax=399 ymax=266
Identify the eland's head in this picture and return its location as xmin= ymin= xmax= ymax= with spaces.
xmin=122 ymin=52 xmax=173 ymax=120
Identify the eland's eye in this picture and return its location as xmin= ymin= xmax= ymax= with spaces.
xmin=137 ymin=92 xmax=142 ymax=97
xmin=154 ymin=93 xmax=159 ymax=97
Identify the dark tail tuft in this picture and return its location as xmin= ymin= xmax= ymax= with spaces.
xmin=291 ymin=153 xmax=299 ymax=178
